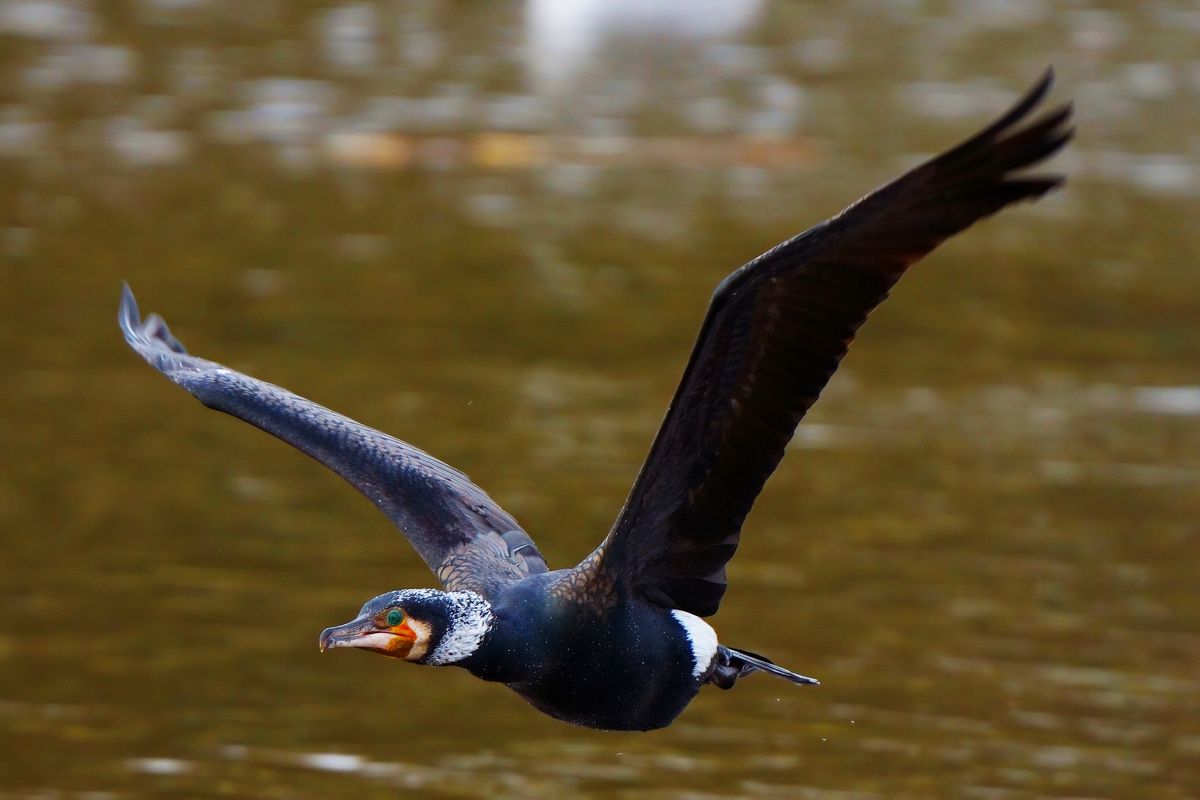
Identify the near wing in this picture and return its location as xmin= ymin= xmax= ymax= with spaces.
xmin=586 ymin=69 xmax=1073 ymax=616
xmin=118 ymin=285 xmax=547 ymax=596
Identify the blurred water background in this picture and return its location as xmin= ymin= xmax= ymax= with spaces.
xmin=2 ymin=1 xmax=1199 ymax=797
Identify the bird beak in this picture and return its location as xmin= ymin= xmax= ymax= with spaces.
xmin=319 ymin=615 xmax=380 ymax=652
xmin=318 ymin=615 xmax=417 ymax=657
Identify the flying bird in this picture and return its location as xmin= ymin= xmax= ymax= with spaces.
xmin=119 ymin=71 xmax=1071 ymax=731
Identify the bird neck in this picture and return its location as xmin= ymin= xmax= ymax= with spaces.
xmin=454 ymin=586 xmax=567 ymax=684
xmin=423 ymin=590 xmax=496 ymax=666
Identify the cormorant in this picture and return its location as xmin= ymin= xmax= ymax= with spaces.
xmin=119 ymin=71 xmax=1071 ymax=731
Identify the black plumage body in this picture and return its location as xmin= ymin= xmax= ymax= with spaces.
xmin=119 ymin=71 xmax=1072 ymax=731
xmin=464 ymin=575 xmax=703 ymax=731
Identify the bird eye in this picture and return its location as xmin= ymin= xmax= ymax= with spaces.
xmin=386 ymin=609 xmax=404 ymax=627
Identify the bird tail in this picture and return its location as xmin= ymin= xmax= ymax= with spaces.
xmin=707 ymin=645 xmax=820 ymax=690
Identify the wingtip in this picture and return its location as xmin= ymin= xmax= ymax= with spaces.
xmin=948 ymin=66 xmax=1062 ymax=155
xmin=998 ymin=66 xmax=1059 ymax=135
xmin=1037 ymin=64 xmax=1056 ymax=94
xmin=118 ymin=281 xmax=141 ymax=340
xmin=1024 ymin=65 xmax=1056 ymax=110
xmin=118 ymin=283 xmax=190 ymax=362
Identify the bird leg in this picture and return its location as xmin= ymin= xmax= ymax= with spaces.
xmin=707 ymin=645 xmax=820 ymax=690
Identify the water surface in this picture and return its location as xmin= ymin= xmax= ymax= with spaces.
xmin=2 ymin=2 xmax=1198 ymax=798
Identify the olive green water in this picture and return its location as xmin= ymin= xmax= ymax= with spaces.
xmin=2 ymin=2 xmax=1198 ymax=798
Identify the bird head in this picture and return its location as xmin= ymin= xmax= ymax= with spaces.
xmin=318 ymin=588 xmax=494 ymax=665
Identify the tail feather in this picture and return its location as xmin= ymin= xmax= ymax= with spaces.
xmin=708 ymin=645 xmax=819 ymax=689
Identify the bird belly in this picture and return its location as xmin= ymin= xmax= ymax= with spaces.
xmin=503 ymin=608 xmax=707 ymax=731
xmin=508 ymin=660 xmax=701 ymax=731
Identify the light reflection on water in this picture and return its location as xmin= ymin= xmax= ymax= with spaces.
xmin=2 ymin=1 xmax=1198 ymax=798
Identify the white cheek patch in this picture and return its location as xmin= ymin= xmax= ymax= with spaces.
xmin=405 ymin=619 xmax=432 ymax=662
xmin=671 ymin=609 xmax=719 ymax=679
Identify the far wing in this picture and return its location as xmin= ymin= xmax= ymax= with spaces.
xmin=574 ymin=70 xmax=1072 ymax=616
xmin=119 ymin=285 xmax=547 ymax=596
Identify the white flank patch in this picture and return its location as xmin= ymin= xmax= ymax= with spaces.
xmin=671 ymin=609 xmax=719 ymax=679
xmin=426 ymin=590 xmax=495 ymax=665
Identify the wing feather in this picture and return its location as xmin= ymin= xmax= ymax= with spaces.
xmin=118 ymin=285 xmax=547 ymax=596
xmin=580 ymin=69 xmax=1073 ymax=616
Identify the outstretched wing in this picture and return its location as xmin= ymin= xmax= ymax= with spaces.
xmin=575 ymin=70 xmax=1073 ymax=616
xmin=118 ymin=285 xmax=548 ymax=596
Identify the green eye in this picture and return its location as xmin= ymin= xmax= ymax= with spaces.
xmin=385 ymin=609 xmax=404 ymax=627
